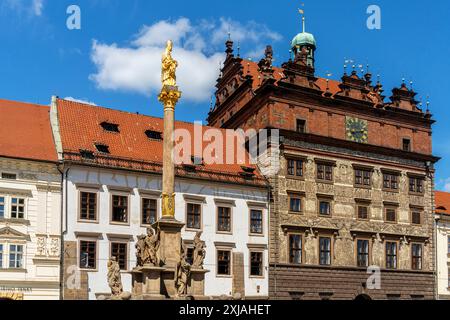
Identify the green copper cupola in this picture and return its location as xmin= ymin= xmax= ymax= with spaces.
xmin=291 ymin=11 xmax=316 ymax=68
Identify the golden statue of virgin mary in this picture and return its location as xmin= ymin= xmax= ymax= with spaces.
xmin=161 ymin=40 xmax=178 ymax=88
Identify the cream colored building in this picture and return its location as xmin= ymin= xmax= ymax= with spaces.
xmin=0 ymin=100 xmax=61 ymax=300
xmin=435 ymin=191 xmax=450 ymax=300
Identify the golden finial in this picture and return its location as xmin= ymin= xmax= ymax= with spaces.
xmin=298 ymin=3 xmax=305 ymax=32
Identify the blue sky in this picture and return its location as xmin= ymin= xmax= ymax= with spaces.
xmin=0 ymin=0 xmax=449 ymax=188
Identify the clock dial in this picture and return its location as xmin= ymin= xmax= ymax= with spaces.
xmin=346 ymin=117 xmax=368 ymax=143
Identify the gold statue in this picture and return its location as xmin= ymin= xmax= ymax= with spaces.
xmin=161 ymin=40 xmax=178 ymax=87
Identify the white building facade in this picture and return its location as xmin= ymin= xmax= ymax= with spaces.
xmin=0 ymin=100 xmax=61 ymax=300
xmin=435 ymin=191 xmax=450 ymax=300
xmin=61 ymin=165 xmax=268 ymax=300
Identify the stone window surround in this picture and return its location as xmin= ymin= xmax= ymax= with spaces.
xmin=384 ymin=202 xmax=399 ymax=224
xmin=355 ymin=198 xmax=371 ymax=221
xmin=214 ymin=243 xmax=234 ymax=278
xmin=381 ymin=169 xmax=401 ymax=193
xmin=215 ymin=199 xmax=235 ymax=235
xmin=248 ymin=207 xmax=264 ymax=237
xmin=109 ymin=240 xmax=129 ymax=272
xmin=385 ymin=240 xmax=399 ymax=270
xmin=410 ymin=205 xmax=424 ymax=226
xmin=248 ymin=249 xmax=265 ymax=278
xmin=354 ymin=237 xmax=372 ymax=268
xmin=285 ymin=156 xmax=306 ymax=179
xmin=352 ymin=164 xmax=374 ymax=188
xmin=184 ymin=195 xmax=206 ymax=232
xmin=410 ymin=242 xmax=423 ymax=271
xmin=318 ymin=236 xmax=333 ymax=266
xmin=0 ymin=242 xmax=26 ymax=271
xmin=287 ymin=232 xmax=303 ymax=265
xmin=140 ymin=196 xmax=159 ymax=227
xmin=317 ymin=194 xmax=334 ymax=218
xmin=77 ymin=237 xmax=99 ymax=272
xmin=407 ymin=173 xmax=426 ymax=196
xmin=109 ymin=191 xmax=131 ymax=226
xmin=314 ymin=158 xmax=336 ymax=183
xmin=77 ymin=188 xmax=100 ymax=224
xmin=288 ymin=191 xmax=305 ymax=214
xmin=0 ymin=193 xmax=29 ymax=221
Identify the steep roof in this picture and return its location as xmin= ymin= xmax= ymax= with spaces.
xmin=0 ymin=99 xmax=57 ymax=162
xmin=56 ymin=98 xmax=266 ymax=187
xmin=435 ymin=191 xmax=450 ymax=216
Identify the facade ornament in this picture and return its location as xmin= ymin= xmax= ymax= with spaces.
xmin=258 ymin=45 xmax=274 ymax=78
xmin=192 ymin=231 xmax=206 ymax=269
xmin=175 ymin=241 xmax=191 ymax=297
xmin=36 ymin=237 xmax=46 ymax=256
xmin=135 ymin=234 xmax=146 ymax=267
xmin=107 ymin=257 xmax=123 ymax=297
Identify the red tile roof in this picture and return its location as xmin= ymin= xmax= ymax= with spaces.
xmin=435 ymin=191 xmax=450 ymax=215
xmin=57 ymin=98 xmax=266 ymax=186
xmin=240 ymin=59 xmax=342 ymax=95
xmin=0 ymin=99 xmax=57 ymax=162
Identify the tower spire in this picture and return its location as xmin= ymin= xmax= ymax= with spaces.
xmin=299 ymin=8 xmax=305 ymax=33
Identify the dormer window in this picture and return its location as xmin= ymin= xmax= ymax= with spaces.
xmin=1 ymin=173 xmax=17 ymax=180
xmin=191 ymin=156 xmax=204 ymax=166
xmin=80 ymin=150 xmax=95 ymax=160
xmin=100 ymin=122 xmax=120 ymax=133
xmin=145 ymin=130 xmax=163 ymax=141
xmin=95 ymin=144 xmax=110 ymax=154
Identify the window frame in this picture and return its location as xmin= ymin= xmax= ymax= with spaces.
xmin=216 ymin=205 xmax=233 ymax=234
xmin=382 ymin=171 xmax=400 ymax=192
xmin=186 ymin=202 xmax=203 ymax=231
xmin=78 ymin=190 xmax=99 ymax=223
xmin=8 ymin=244 xmax=24 ymax=269
xmin=141 ymin=197 xmax=158 ymax=226
xmin=110 ymin=193 xmax=130 ymax=225
xmin=286 ymin=158 xmax=304 ymax=178
xmin=316 ymin=163 xmax=334 ymax=182
xmin=402 ymin=138 xmax=412 ymax=152
xmin=384 ymin=206 xmax=398 ymax=224
xmin=356 ymin=201 xmax=370 ymax=220
xmin=288 ymin=233 xmax=303 ymax=265
xmin=249 ymin=208 xmax=264 ymax=236
xmin=296 ymin=118 xmax=307 ymax=134
xmin=356 ymin=238 xmax=371 ymax=267
xmin=249 ymin=250 xmax=264 ymax=278
xmin=78 ymin=239 xmax=98 ymax=271
xmin=10 ymin=197 xmax=26 ymax=220
xmin=0 ymin=244 xmax=3 ymax=268
xmin=318 ymin=197 xmax=333 ymax=217
xmin=216 ymin=249 xmax=232 ymax=277
xmin=0 ymin=196 xmax=5 ymax=219
xmin=410 ymin=208 xmax=423 ymax=225
xmin=110 ymin=241 xmax=129 ymax=271
xmin=288 ymin=193 xmax=303 ymax=214
xmin=319 ymin=236 xmax=332 ymax=266
xmin=385 ymin=241 xmax=398 ymax=270
xmin=411 ymin=243 xmax=423 ymax=271
xmin=354 ymin=167 xmax=372 ymax=188
xmin=408 ymin=176 xmax=425 ymax=195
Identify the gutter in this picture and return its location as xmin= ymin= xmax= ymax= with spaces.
xmin=57 ymin=163 xmax=70 ymax=300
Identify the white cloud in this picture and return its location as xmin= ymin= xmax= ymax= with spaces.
xmin=1 ymin=0 xmax=44 ymax=16
xmin=89 ymin=17 xmax=282 ymax=103
xmin=64 ymin=97 xmax=97 ymax=106
xmin=32 ymin=0 xmax=43 ymax=16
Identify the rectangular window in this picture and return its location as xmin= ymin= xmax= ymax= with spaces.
xmin=80 ymin=240 xmax=96 ymax=269
xmin=448 ymin=236 xmax=450 ymax=255
xmin=217 ymin=206 xmax=231 ymax=232
xmin=289 ymin=234 xmax=302 ymax=264
xmin=0 ymin=196 xmax=4 ymax=219
xmin=411 ymin=243 xmax=423 ymax=270
xmin=80 ymin=192 xmax=97 ymax=221
xmin=9 ymin=245 xmax=23 ymax=269
xmin=112 ymin=195 xmax=128 ymax=223
xmin=402 ymin=138 xmax=411 ymax=152
xmin=357 ymin=239 xmax=370 ymax=267
xmin=386 ymin=242 xmax=397 ymax=269
xmin=1 ymin=173 xmax=17 ymax=180
xmin=409 ymin=177 xmax=424 ymax=194
xmin=319 ymin=200 xmax=331 ymax=216
xmin=357 ymin=205 xmax=369 ymax=220
xmin=0 ymin=244 xmax=3 ymax=268
xmin=250 ymin=209 xmax=263 ymax=234
xmin=250 ymin=251 xmax=263 ymax=276
xmin=217 ymin=250 xmax=231 ymax=275
xmin=11 ymin=198 xmax=25 ymax=219
xmin=289 ymin=195 xmax=302 ymax=213
xmin=319 ymin=237 xmax=331 ymax=265
xmin=111 ymin=242 xmax=127 ymax=270
xmin=142 ymin=198 xmax=157 ymax=225
xmin=186 ymin=203 xmax=201 ymax=230
xmin=296 ymin=119 xmax=306 ymax=133
xmin=287 ymin=159 xmax=303 ymax=177
xmin=411 ymin=210 xmax=422 ymax=225
xmin=355 ymin=169 xmax=371 ymax=187
xmin=385 ymin=208 xmax=397 ymax=223
xmin=317 ymin=164 xmax=333 ymax=181
xmin=383 ymin=173 xmax=399 ymax=190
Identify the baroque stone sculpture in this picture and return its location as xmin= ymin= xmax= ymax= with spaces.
xmin=107 ymin=257 xmax=123 ymax=297
xmin=136 ymin=226 xmax=161 ymax=267
xmin=192 ymin=231 xmax=206 ymax=269
xmin=175 ymin=241 xmax=191 ymax=297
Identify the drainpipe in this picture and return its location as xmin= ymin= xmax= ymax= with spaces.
xmin=57 ymin=164 xmax=70 ymax=300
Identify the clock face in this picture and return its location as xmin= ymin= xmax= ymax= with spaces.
xmin=346 ymin=117 xmax=368 ymax=143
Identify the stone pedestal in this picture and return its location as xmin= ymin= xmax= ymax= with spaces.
xmin=131 ymin=265 xmax=165 ymax=300
xmin=154 ymin=218 xmax=184 ymax=268
xmin=189 ymin=268 xmax=209 ymax=299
